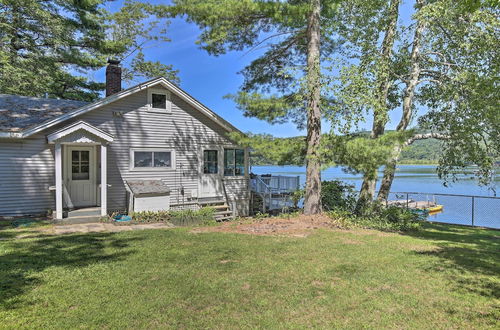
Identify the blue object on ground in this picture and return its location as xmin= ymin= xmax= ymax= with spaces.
xmin=114 ymin=215 xmax=132 ymax=222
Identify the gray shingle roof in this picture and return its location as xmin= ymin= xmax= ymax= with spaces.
xmin=126 ymin=180 xmax=170 ymax=196
xmin=0 ymin=94 xmax=88 ymax=133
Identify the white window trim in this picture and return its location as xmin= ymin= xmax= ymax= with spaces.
xmin=130 ymin=148 xmax=176 ymax=171
xmin=147 ymin=88 xmax=172 ymax=113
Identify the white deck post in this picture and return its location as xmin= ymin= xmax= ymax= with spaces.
xmin=55 ymin=142 xmax=63 ymax=219
xmin=100 ymin=143 xmax=108 ymax=216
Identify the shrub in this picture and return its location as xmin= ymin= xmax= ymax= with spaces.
xmin=328 ymin=202 xmax=423 ymax=232
xmin=169 ymin=208 xmax=216 ymax=226
xmin=128 ymin=207 xmax=216 ymax=226
xmin=321 ymin=180 xmax=357 ymax=212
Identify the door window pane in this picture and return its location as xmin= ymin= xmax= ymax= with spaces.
xmin=134 ymin=152 xmax=152 ymax=167
xmin=203 ymin=150 xmax=218 ymax=174
xmin=154 ymin=152 xmax=171 ymax=167
xmin=71 ymin=150 xmax=90 ymax=180
xmin=81 ymin=151 xmax=89 ymax=161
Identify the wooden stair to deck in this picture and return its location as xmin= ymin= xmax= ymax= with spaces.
xmin=199 ymin=199 xmax=234 ymax=221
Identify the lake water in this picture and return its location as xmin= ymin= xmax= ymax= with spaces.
xmin=252 ymin=165 xmax=500 ymax=229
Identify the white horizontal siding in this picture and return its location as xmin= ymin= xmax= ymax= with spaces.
xmin=0 ymin=84 xmax=250 ymax=216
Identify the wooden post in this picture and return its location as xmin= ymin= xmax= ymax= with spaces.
xmin=101 ymin=143 xmax=108 ymax=217
xmin=55 ymin=142 xmax=63 ymax=219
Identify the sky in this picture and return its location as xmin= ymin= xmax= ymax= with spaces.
xmin=93 ymin=0 xmax=418 ymax=137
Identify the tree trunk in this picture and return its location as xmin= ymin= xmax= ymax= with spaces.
xmin=357 ymin=0 xmax=400 ymax=209
xmin=303 ymin=0 xmax=322 ymax=215
xmin=377 ymin=1 xmax=426 ymax=201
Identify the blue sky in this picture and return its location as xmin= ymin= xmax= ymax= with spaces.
xmin=94 ymin=0 xmax=418 ymax=137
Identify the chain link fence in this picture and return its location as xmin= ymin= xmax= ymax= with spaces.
xmin=386 ymin=192 xmax=500 ymax=229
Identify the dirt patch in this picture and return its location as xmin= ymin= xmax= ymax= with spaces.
xmin=191 ymin=214 xmax=340 ymax=237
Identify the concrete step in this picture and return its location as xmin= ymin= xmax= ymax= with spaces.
xmin=68 ymin=207 xmax=100 ymax=218
xmin=54 ymin=215 xmax=102 ymax=225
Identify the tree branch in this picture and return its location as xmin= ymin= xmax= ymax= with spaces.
xmin=404 ymin=133 xmax=449 ymax=148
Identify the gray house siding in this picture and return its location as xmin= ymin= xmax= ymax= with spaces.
xmin=0 ymin=84 xmax=250 ymax=217
xmin=0 ymin=137 xmax=55 ymax=216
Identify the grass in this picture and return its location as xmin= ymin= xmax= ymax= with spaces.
xmin=0 ymin=223 xmax=499 ymax=328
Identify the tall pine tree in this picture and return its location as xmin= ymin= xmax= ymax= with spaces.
xmin=167 ymin=0 xmax=343 ymax=214
xmin=0 ymin=0 xmax=178 ymax=101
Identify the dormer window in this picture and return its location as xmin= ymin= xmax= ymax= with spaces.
xmin=148 ymin=88 xmax=171 ymax=113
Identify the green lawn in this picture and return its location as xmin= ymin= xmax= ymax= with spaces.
xmin=1 ymin=223 xmax=498 ymax=328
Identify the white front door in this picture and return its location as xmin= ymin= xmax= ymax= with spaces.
xmin=65 ymin=146 xmax=96 ymax=207
xmin=199 ymin=149 xmax=223 ymax=198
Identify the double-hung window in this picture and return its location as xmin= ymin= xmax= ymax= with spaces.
xmin=224 ymin=149 xmax=245 ymax=176
xmin=131 ymin=149 xmax=173 ymax=170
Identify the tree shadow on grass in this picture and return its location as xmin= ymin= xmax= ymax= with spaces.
xmin=0 ymin=232 xmax=141 ymax=309
xmin=407 ymin=223 xmax=500 ymax=299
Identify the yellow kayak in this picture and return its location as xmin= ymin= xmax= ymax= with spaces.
xmin=427 ymin=205 xmax=443 ymax=213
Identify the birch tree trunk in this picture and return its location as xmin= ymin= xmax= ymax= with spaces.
xmin=357 ymin=0 xmax=400 ymax=210
xmin=303 ymin=0 xmax=322 ymax=215
xmin=378 ymin=0 xmax=426 ymax=201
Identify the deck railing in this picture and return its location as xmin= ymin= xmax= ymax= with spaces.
xmin=250 ymin=175 xmax=301 ymax=213
xmin=251 ymin=175 xmax=300 ymax=194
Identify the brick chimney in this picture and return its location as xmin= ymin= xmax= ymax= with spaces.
xmin=105 ymin=59 xmax=121 ymax=97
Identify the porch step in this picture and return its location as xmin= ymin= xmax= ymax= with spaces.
xmin=215 ymin=210 xmax=232 ymax=216
xmin=198 ymin=197 xmax=234 ymax=221
xmin=215 ymin=215 xmax=233 ymax=221
xmin=212 ymin=204 xmax=230 ymax=210
xmin=54 ymin=215 xmax=101 ymax=224
xmin=213 ymin=205 xmax=234 ymax=221
xmin=68 ymin=207 xmax=100 ymax=218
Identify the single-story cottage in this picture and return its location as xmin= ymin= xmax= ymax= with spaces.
xmin=0 ymin=60 xmax=250 ymax=220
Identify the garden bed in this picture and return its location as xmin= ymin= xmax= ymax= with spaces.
xmin=192 ymin=214 xmax=340 ymax=237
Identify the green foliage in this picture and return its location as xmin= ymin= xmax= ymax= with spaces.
xmin=416 ymin=0 xmax=500 ymax=186
xmin=129 ymin=207 xmax=215 ymax=226
xmin=247 ymin=131 xmax=445 ymax=166
xmin=399 ymin=138 xmax=443 ymax=164
xmin=321 ymin=130 xmax=413 ymax=177
xmin=320 ymin=180 xmax=357 ymax=212
xmin=328 ymin=203 xmax=423 ymax=232
xmin=291 ymin=189 xmax=305 ymax=209
xmin=0 ymin=0 xmax=178 ymax=101
xmin=318 ymin=179 xmax=422 ymax=231
xmin=229 ymin=132 xmax=306 ymax=166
